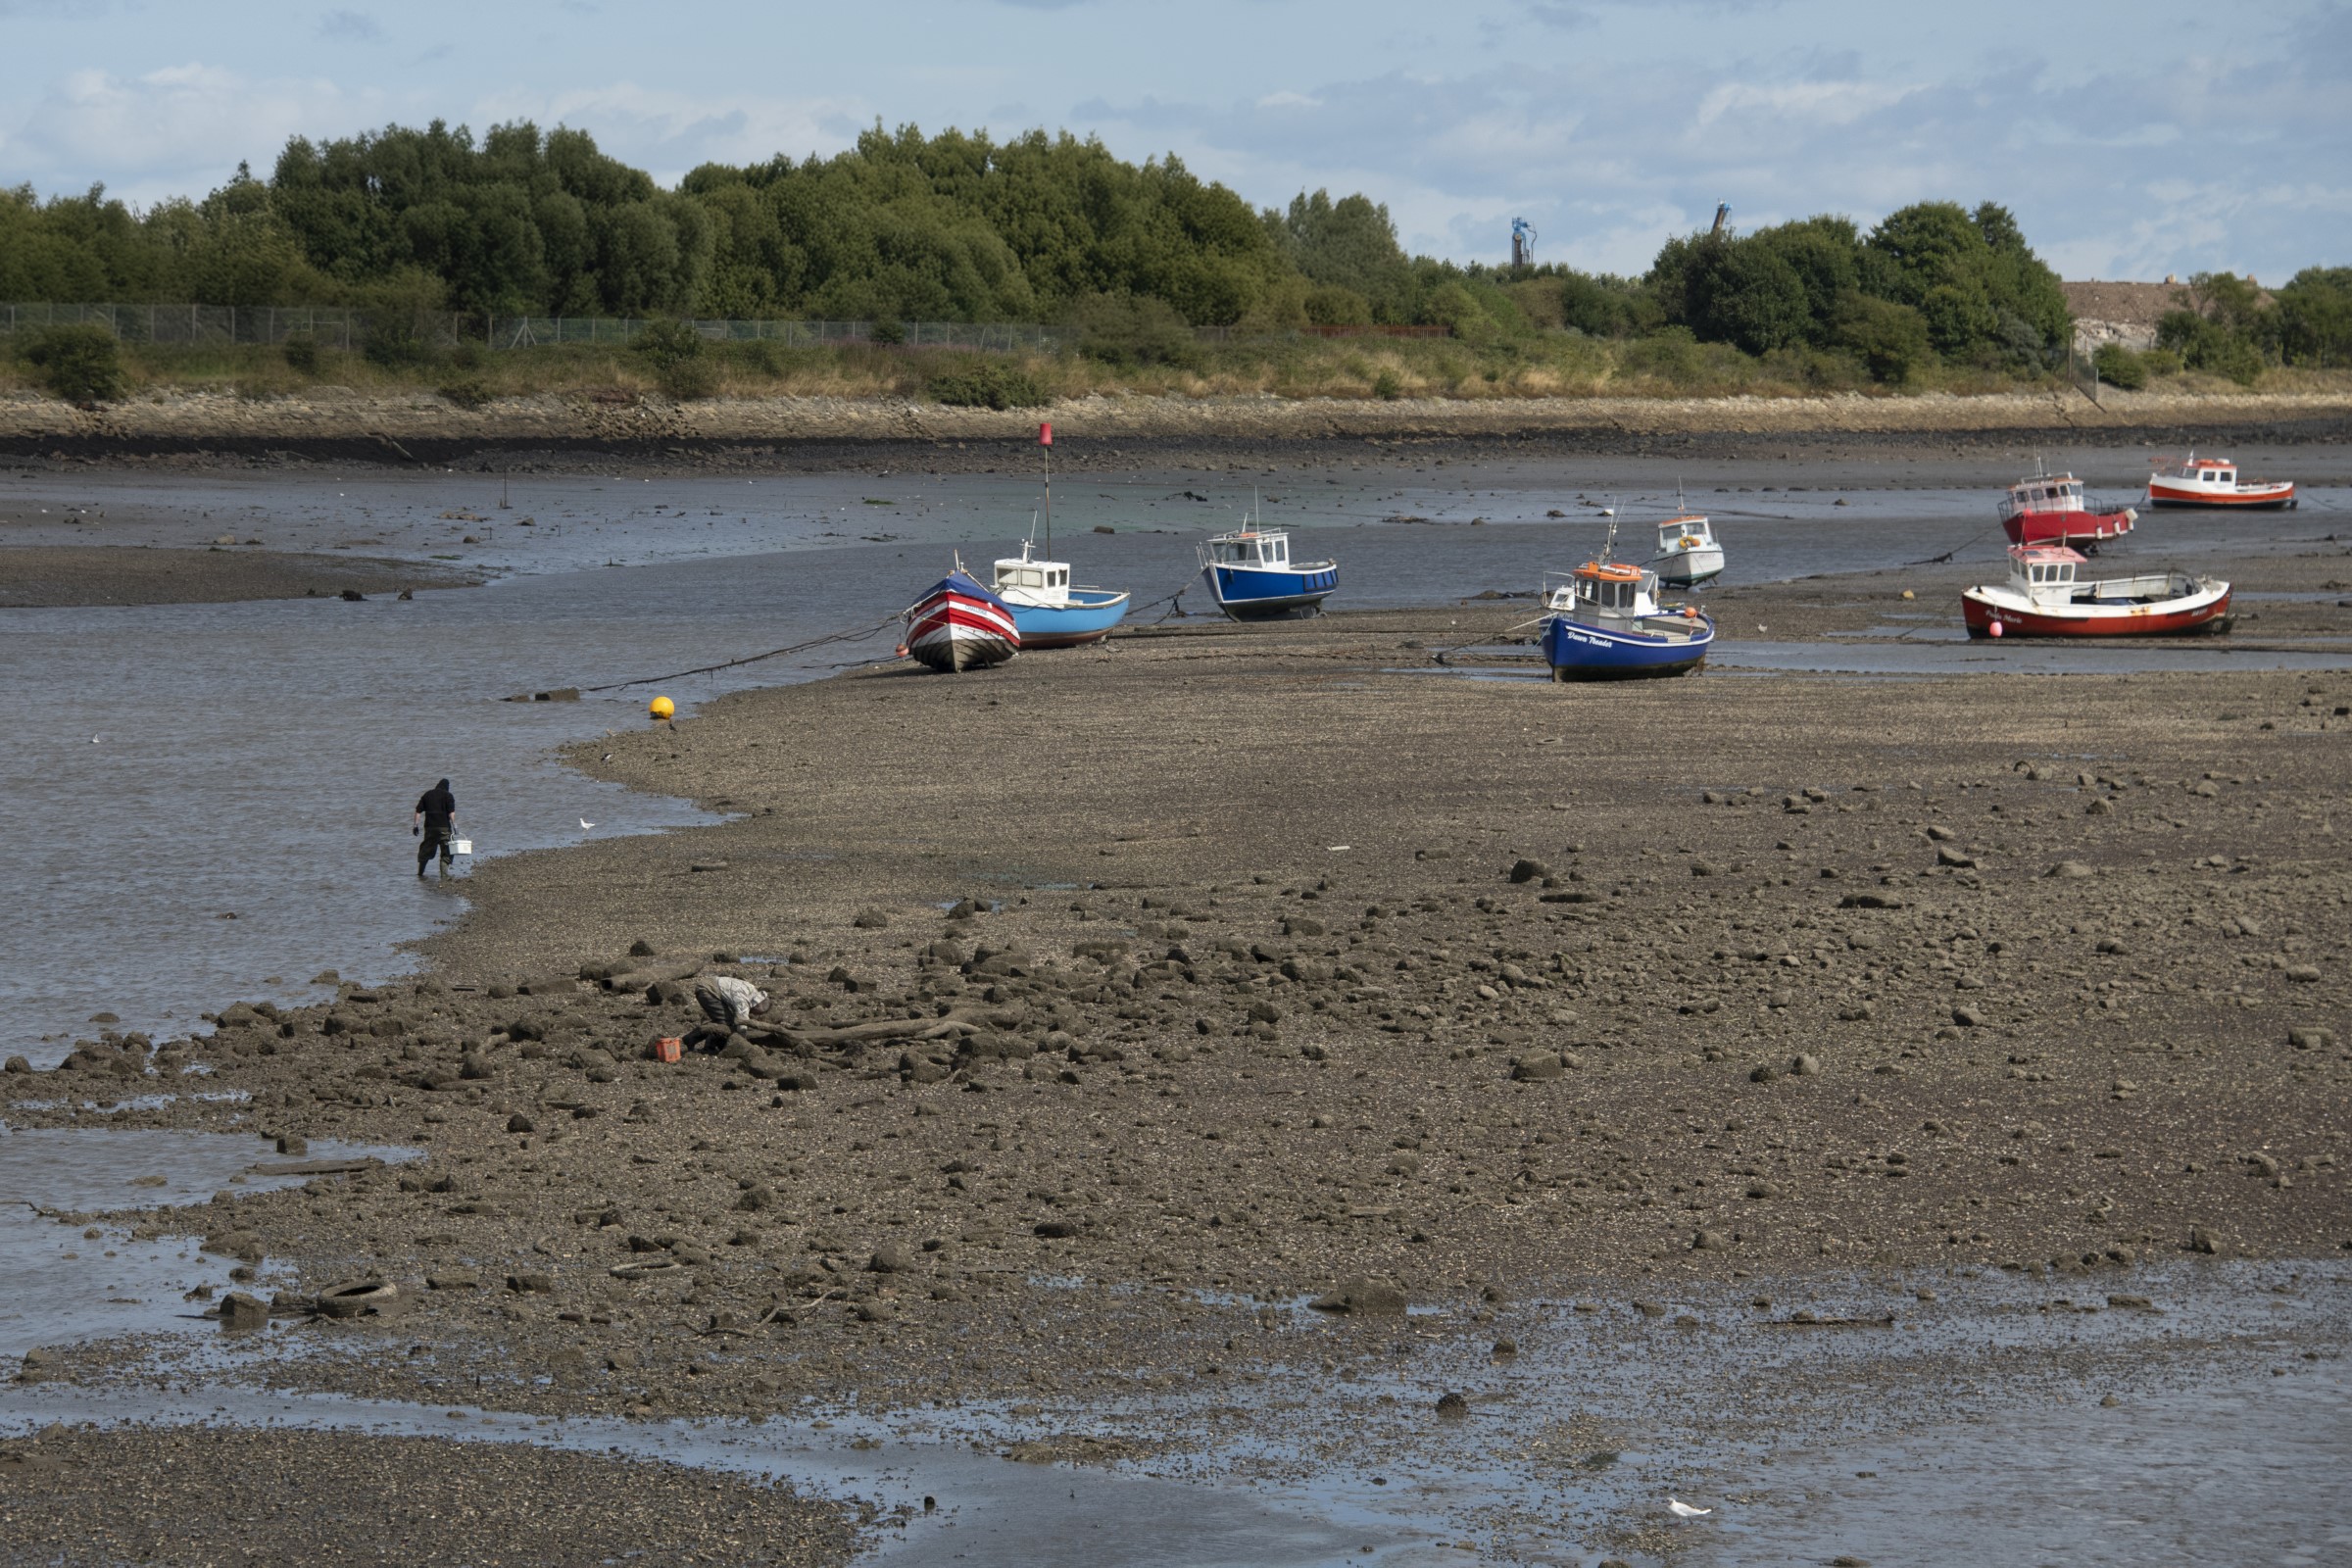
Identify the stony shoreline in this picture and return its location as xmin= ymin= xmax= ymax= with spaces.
xmin=5 ymin=385 xmax=2351 ymax=471
xmin=8 ymin=564 xmax=2349 ymax=1561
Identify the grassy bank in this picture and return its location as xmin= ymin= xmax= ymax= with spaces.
xmin=13 ymin=329 xmax=2347 ymax=412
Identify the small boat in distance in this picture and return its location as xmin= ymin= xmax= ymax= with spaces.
xmin=1540 ymin=521 xmax=1714 ymax=679
xmin=1997 ymin=467 xmax=2136 ymax=550
xmin=1643 ymin=509 xmax=1725 ymax=587
xmin=1961 ymin=545 xmax=2230 ymax=638
xmin=2147 ymin=453 xmax=2296 ymax=510
xmin=901 ymin=566 xmax=1020 ymax=671
xmin=1199 ymin=507 xmax=1338 ymax=620
xmin=990 ymin=538 xmax=1130 ymax=648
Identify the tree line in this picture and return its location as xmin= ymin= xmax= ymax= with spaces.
xmin=6 ymin=116 xmax=2347 ymax=383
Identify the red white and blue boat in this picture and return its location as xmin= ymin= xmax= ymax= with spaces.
xmin=1198 ymin=510 xmax=1338 ymax=620
xmin=2147 ymin=453 xmax=2296 ymax=509
xmin=1997 ymin=467 xmax=2136 ymax=550
xmin=1540 ymin=544 xmax=1714 ymax=680
xmin=1962 ymin=545 xmax=2230 ymax=638
xmin=901 ymin=568 xmax=1020 ymax=671
xmin=990 ymin=540 xmax=1130 ymax=648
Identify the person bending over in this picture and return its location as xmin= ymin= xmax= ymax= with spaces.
xmin=412 ymin=778 xmax=457 ymax=877
xmin=695 ymin=974 xmax=771 ymax=1033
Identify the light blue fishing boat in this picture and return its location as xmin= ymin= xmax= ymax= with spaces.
xmin=990 ymin=539 xmax=1131 ymax=647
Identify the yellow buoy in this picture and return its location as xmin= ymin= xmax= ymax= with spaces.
xmin=649 ymin=696 xmax=675 ymax=720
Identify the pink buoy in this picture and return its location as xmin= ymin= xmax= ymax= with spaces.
xmin=1988 ymin=619 xmax=2004 ymax=638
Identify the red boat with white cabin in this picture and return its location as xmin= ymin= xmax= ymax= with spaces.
xmin=899 ymin=567 xmax=1020 ymax=671
xmin=1962 ymin=545 xmax=2230 ymax=639
xmin=1996 ymin=469 xmax=2136 ymax=550
xmin=2147 ymin=453 xmax=2296 ymax=509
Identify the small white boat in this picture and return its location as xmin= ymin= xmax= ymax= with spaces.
xmin=1644 ymin=512 xmax=1725 ymax=587
xmin=2147 ymin=453 xmax=2296 ymax=510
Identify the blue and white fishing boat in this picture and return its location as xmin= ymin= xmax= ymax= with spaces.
xmin=991 ymin=539 xmax=1131 ymax=648
xmin=1198 ymin=510 xmax=1338 ymax=620
xmin=1540 ymin=524 xmax=1714 ymax=680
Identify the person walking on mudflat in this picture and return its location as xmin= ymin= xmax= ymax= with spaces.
xmin=412 ymin=778 xmax=457 ymax=877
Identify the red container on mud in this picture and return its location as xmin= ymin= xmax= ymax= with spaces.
xmin=651 ymin=1036 xmax=683 ymax=1064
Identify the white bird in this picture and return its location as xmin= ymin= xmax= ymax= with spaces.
xmin=1668 ymin=1498 xmax=1712 ymax=1519
xmin=579 ymin=818 xmax=596 ymax=831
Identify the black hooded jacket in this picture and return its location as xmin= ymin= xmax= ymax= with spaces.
xmin=416 ymin=780 xmax=456 ymax=832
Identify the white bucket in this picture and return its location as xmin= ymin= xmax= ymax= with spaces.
xmin=452 ymin=839 xmax=473 ymax=857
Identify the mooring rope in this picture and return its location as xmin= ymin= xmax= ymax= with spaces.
xmin=580 ymin=615 xmax=901 ymax=694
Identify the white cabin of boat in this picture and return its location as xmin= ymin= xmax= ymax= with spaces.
xmin=1999 ymin=474 xmax=2088 ymax=520
xmin=991 ymin=540 xmax=1074 ymax=608
xmin=1546 ymin=561 xmax=1663 ymax=619
xmin=1655 ymin=514 xmax=1716 ymax=553
xmin=2009 ymin=545 xmax=2084 ymax=604
xmin=1204 ymin=529 xmax=1293 ymax=569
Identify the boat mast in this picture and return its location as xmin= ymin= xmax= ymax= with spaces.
xmin=1040 ymin=421 xmax=1054 ymax=560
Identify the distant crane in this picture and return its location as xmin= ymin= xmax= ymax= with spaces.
xmin=1510 ymin=217 xmax=1537 ymax=270
xmin=1710 ymin=202 xmax=1732 ymax=236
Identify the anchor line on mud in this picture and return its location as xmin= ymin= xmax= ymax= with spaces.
xmin=1907 ymin=521 xmax=2003 ymax=566
xmin=579 ymin=616 xmax=901 ymax=693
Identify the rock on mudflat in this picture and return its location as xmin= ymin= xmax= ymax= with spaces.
xmin=1308 ymin=1278 xmax=1408 ymax=1315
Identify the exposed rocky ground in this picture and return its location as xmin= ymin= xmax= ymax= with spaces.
xmin=9 ymin=591 xmax=2348 ymax=1452
xmin=0 ymin=1423 xmax=851 ymax=1566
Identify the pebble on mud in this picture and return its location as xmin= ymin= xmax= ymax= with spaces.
xmin=1309 ymin=1279 xmax=1408 ymax=1315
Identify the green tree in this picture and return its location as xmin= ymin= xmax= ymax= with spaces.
xmin=2275 ymin=267 xmax=2352 ymax=367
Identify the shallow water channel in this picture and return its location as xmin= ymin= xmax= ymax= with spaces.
xmin=3 ymin=1129 xmax=2345 ymax=1567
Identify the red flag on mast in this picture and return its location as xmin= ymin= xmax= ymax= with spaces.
xmin=1039 ymin=421 xmax=1053 ymax=446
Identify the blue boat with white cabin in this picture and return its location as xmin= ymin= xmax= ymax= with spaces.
xmin=1540 ymin=549 xmax=1714 ymax=680
xmin=990 ymin=539 xmax=1131 ymax=648
xmin=1198 ymin=517 xmax=1339 ymax=620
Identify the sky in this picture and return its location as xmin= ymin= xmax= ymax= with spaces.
xmin=2 ymin=0 xmax=2346 ymax=283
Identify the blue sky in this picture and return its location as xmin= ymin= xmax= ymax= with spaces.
xmin=2 ymin=0 xmax=2345 ymax=282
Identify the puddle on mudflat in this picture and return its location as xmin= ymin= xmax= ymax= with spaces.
xmin=0 ymin=1384 xmax=1445 ymax=1568
xmin=0 ymin=1126 xmax=418 ymax=1360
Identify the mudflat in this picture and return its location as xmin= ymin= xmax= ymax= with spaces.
xmin=17 ymin=587 xmax=2347 ymax=1372
xmin=0 ymin=544 xmax=475 ymax=607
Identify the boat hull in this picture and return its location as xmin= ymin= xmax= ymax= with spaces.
xmin=903 ymin=576 xmax=1020 ymax=671
xmin=1006 ymin=588 xmax=1131 ymax=649
xmin=2147 ymin=480 xmax=2295 ymax=509
xmin=1542 ymin=612 xmax=1714 ymax=679
xmin=1961 ymin=580 xmax=2231 ymax=638
xmin=1205 ymin=563 xmax=1338 ymax=621
xmin=1649 ymin=546 xmax=1726 ymax=588
xmin=2001 ymin=507 xmax=2136 ymax=548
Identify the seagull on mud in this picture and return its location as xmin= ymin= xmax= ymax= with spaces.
xmin=579 ymin=818 xmax=596 ymax=831
xmin=1668 ymin=1498 xmax=1712 ymax=1519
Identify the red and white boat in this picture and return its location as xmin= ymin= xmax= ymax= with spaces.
xmin=900 ymin=568 xmax=1020 ymax=671
xmin=2147 ymin=453 xmax=2296 ymax=509
xmin=1962 ymin=546 xmax=2230 ymax=639
xmin=1996 ymin=470 xmax=2136 ymax=550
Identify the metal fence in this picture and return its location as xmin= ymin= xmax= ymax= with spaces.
xmin=485 ymin=316 xmax=1068 ymax=353
xmin=0 ymin=302 xmax=423 ymax=350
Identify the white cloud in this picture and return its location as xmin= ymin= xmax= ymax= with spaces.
xmin=0 ymin=61 xmax=380 ymax=203
xmin=466 ymin=81 xmax=874 ymax=180
xmin=317 ymin=9 xmax=381 ymax=41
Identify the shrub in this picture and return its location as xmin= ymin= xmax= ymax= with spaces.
xmin=280 ymin=333 xmax=320 ymax=375
xmin=1075 ymin=293 xmax=1197 ymax=368
xmin=2139 ymin=347 xmax=2182 ymax=377
xmin=928 ymin=361 xmax=1047 ymax=410
xmin=364 ymin=319 xmax=433 ymax=368
xmin=1831 ymin=295 xmax=1932 ymax=384
xmin=2091 ymin=343 xmax=2147 ymax=390
xmin=1371 ymin=368 xmax=1403 ymax=400
xmin=868 ymin=318 xmax=906 ymax=346
xmin=438 ymin=375 xmax=494 ymax=410
xmin=657 ymin=357 xmax=720 ymax=401
xmin=631 ymin=318 xmax=706 ymax=373
xmin=22 ymin=323 xmax=124 ymax=402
